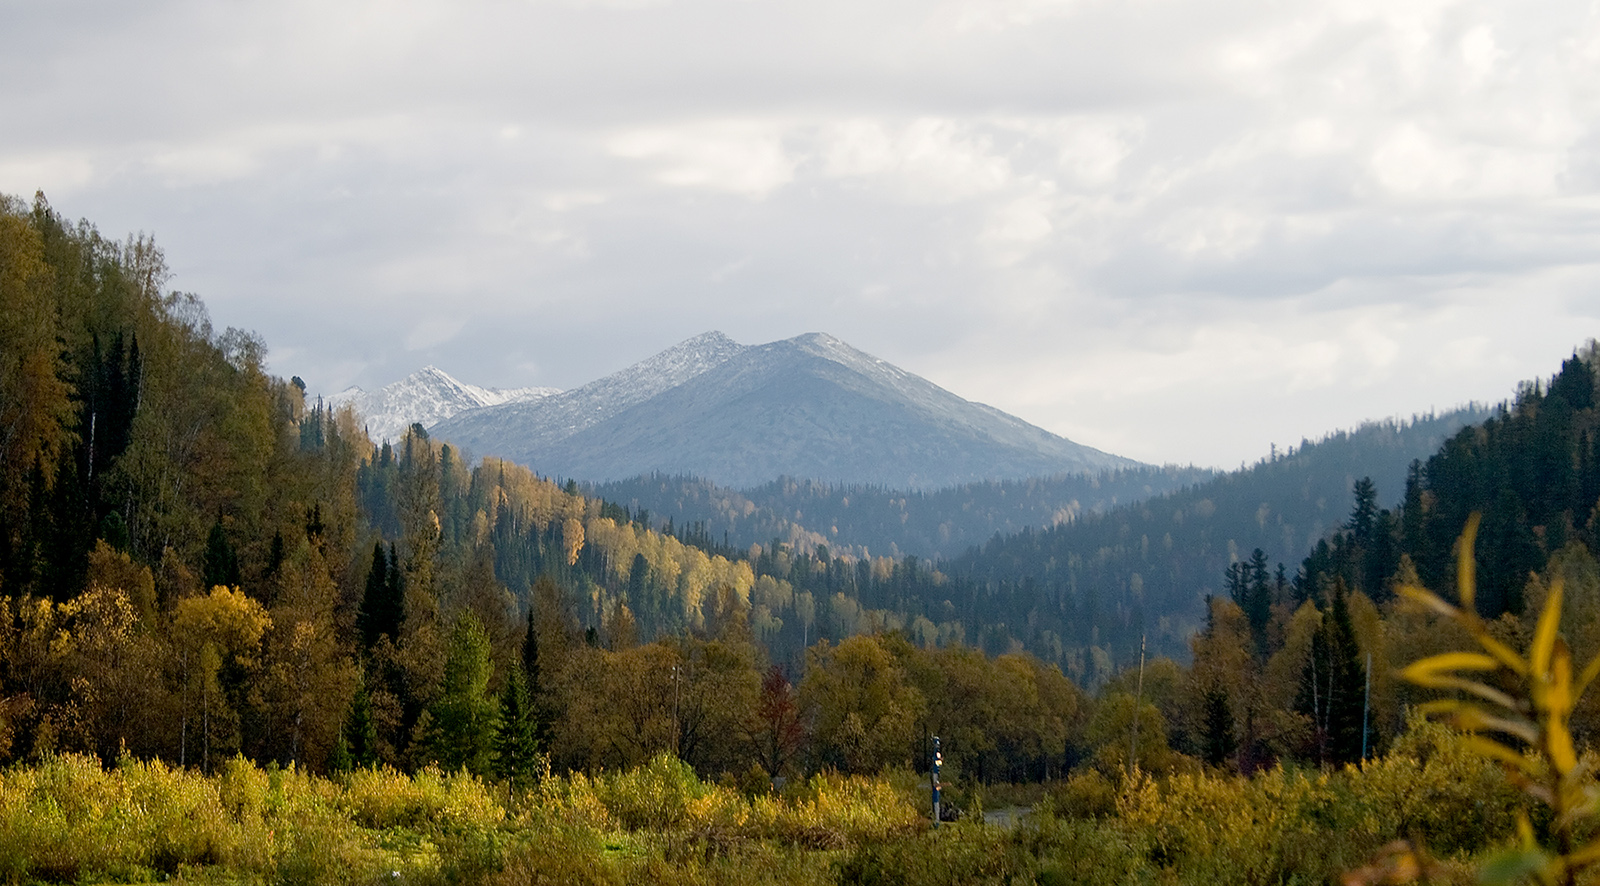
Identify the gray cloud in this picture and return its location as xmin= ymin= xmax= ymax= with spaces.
xmin=4 ymin=0 xmax=1599 ymax=470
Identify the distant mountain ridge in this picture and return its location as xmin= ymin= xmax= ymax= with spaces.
xmin=426 ymin=331 xmax=1139 ymax=489
xmin=588 ymin=465 xmax=1219 ymax=561
xmin=328 ymin=366 xmax=559 ymax=444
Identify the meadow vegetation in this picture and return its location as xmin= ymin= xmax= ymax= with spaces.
xmin=0 ymin=715 xmax=1535 ymax=886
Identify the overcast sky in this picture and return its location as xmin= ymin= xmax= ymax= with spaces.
xmin=5 ymin=0 xmax=1599 ymax=471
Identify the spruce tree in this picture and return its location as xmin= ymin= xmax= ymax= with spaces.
xmin=357 ymin=541 xmax=405 ymax=648
xmin=522 ymin=605 xmax=541 ymax=697
xmin=264 ymin=530 xmax=285 ymax=581
xmin=346 ymin=678 xmax=380 ymax=769
xmin=424 ymin=613 xmax=499 ymax=775
xmin=521 ymin=605 xmax=552 ymax=750
xmin=1349 ymin=477 xmax=1378 ymax=544
xmin=358 ymin=541 xmax=390 ymax=647
xmin=1229 ymin=551 xmax=1272 ymax=656
xmin=329 ymin=730 xmax=354 ymax=774
xmin=1245 ymin=548 xmax=1271 ymax=650
xmin=1296 ymin=580 xmax=1368 ymax=766
xmin=493 ymin=666 xmax=540 ymax=788
xmin=202 ymin=516 xmax=240 ymax=590
xmin=1323 ymin=583 xmax=1368 ymax=764
xmin=627 ymin=552 xmax=649 ymax=622
xmin=1201 ymin=685 xmax=1236 ymax=768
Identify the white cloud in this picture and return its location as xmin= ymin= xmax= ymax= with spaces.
xmin=608 ymin=121 xmax=797 ymax=197
xmin=405 ymin=317 xmax=468 ymax=351
xmin=979 ymin=191 xmax=1056 ymax=266
xmin=143 ymin=144 xmax=262 ymax=187
xmin=1369 ymin=123 xmax=1565 ymax=200
xmin=929 ymin=0 xmax=1083 ymax=33
xmin=1459 ymin=25 xmax=1504 ymax=81
xmin=820 ymin=118 xmax=1014 ymax=202
xmin=0 ymin=152 xmax=96 ymax=198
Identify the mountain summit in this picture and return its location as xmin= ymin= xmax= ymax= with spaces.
xmin=430 ymin=331 xmax=1136 ymax=489
xmin=435 ymin=330 xmax=749 ymax=456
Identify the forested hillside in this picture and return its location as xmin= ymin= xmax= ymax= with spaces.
xmin=0 ymin=192 xmax=1511 ymax=771
xmin=1295 ymin=347 xmax=1600 ymax=614
xmin=1175 ymin=345 xmax=1600 ymax=774
xmin=587 ymin=465 xmax=1216 ymax=561
xmin=1 ymin=192 xmax=376 ymax=766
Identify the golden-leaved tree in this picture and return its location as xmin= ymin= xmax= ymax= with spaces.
xmin=801 ymin=634 xmax=924 ymax=774
xmin=172 ymin=586 xmax=270 ymax=772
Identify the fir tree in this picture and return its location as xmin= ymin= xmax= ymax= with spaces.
xmin=521 ymin=604 xmax=552 ymax=750
xmin=521 ymin=605 xmax=541 ymax=697
xmin=1349 ymin=477 xmax=1378 ymax=544
xmin=357 ymin=541 xmax=404 ymax=648
xmin=358 ymin=541 xmax=391 ymax=647
xmin=1228 ymin=550 xmax=1272 ymax=655
xmin=627 ymin=552 xmax=650 ymax=623
xmin=264 ymin=530 xmax=285 ymax=581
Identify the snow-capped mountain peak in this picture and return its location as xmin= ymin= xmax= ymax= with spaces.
xmin=327 ymin=365 xmax=558 ymax=444
xmin=429 ymin=330 xmax=1139 ymax=488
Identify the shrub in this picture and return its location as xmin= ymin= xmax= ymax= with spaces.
xmin=491 ymin=823 xmax=621 ymax=886
xmin=1027 ymin=817 xmax=1154 ymax=886
xmin=774 ymin=771 xmax=922 ymax=847
xmin=0 ymin=752 xmax=248 ymax=882
xmin=342 ymin=764 xmax=504 ymax=833
xmin=1039 ymin=770 xmax=1118 ymax=821
xmin=600 ymin=753 xmax=708 ymax=831
xmin=836 ymin=824 xmax=1026 ymax=886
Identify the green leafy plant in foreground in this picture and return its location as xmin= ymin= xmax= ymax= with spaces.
xmin=1398 ymin=513 xmax=1600 ymax=886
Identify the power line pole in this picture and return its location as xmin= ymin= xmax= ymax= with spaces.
xmin=1361 ymin=651 xmax=1372 ymax=764
xmin=1128 ymin=634 xmax=1146 ymax=777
